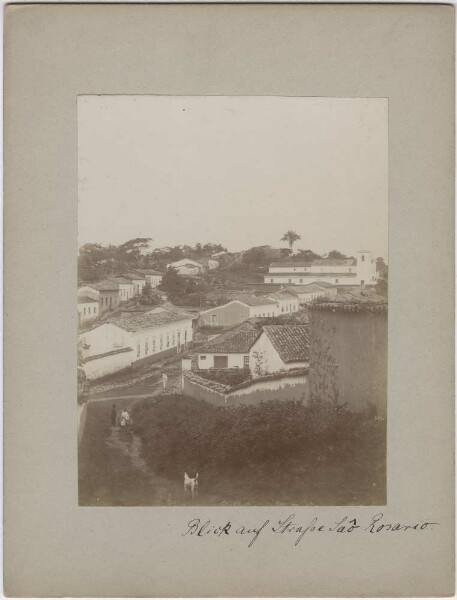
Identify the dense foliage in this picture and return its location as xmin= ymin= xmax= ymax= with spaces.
xmin=132 ymin=394 xmax=386 ymax=505
xmin=193 ymin=368 xmax=251 ymax=387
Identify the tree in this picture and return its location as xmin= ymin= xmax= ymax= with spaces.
xmin=327 ymin=250 xmax=347 ymax=260
xmin=296 ymin=249 xmax=322 ymax=262
xmin=160 ymin=267 xmax=188 ymax=299
xmin=375 ymin=257 xmax=388 ymax=297
xmin=242 ymin=247 xmax=268 ymax=266
xmin=281 ymin=230 xmax=301 ymax=250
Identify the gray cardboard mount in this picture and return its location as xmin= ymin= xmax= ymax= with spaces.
xmin=3 ymin=4 xmax=455 ymax=597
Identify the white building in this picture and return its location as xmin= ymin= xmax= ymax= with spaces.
xmin=249 ymin=325 xmax=310 ymax=377
xmin=266 ymin=290 xmax=299 ymax=314
xmin=136 ymin=269 xmax=163 ymax=288
xmin=166 ymin=259 xmax=204 ymax=275
xmin=197 ymin=257 xmax=219 ymax=271
xmin=284 ymin=283 xmax=337 ymax=305
xmin=106 ymin=276 xmax=135 ymax=302
xmin=197 ymin=329 xmax=260 ymax=370
xmin=79 ymin=306 xmax=194 ymax=380
xmin=265 ymin=251 xmax=377 ymax=287
xmin=122 ymin=272 xmax=147 ymax=296
xmin=77 ymin=296 xmax=99 ymax=325
xmin=198 ymin=296 xmax=280 ymax=328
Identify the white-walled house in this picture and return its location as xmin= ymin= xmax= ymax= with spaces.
xmin=122 ymin=272 xmax=147 ymax=296
xmin=197 ymin=329 xmax=260 ymax=370
xmin=166 ymin=259 xmax=204 ymax=275
xmin=198 ymin=296 xmax=280 ymax=328
xmin=197 ymin=257 xmax=219 ymax=271
xmin=78 ymin=281 xmax=120 ymax=314
xmin=77 ymin=296 xmax=99 ymax=325
xmin=136 ymin=269 xmax=163 ymax=288
xmin=249 ymin=325 xmax=310 ymax=377
xmin=266 ymin=290 xmax=299 ymax=314
xmin=284 ymin=283 xmax=337 ymax=305
xmin=79 ymin=306 xmax=194 ymax=380
xmin=106 ymin=276 xmax=135 ymax=302
xmin=265 ymin=251 xmax=377 ymax=287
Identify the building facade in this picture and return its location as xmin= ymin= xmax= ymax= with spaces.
xmin=265 ymin=251 xmax=377 ymax=287
xmin=77 ymin=296 xmax=99 ymax=325
xmin=284 ymin=283 xmax=337 ymax=305
xmin=266 ymin=290 xmax=299 ymax=314
xmin=78 ymin=281 xmax=120 ymax=314
xmin=79 ymin=307 xmax=195 ymax=379
xmin=198 ymin=296 xmax=280 ymax=328
xmin=107 ymin=276 xmax=135 ymax=302
xmin=249 ymin=325 xmax=310 ymax=377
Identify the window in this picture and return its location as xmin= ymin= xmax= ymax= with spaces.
xmin=160 ymin=335 xmax=163 ymax=350
xmin=172 ymin=333 xmax=175 ymax=346
xmin=94 ymin=307 xmax=97 ymax=314
xmin=145 ymin=338 xmax=149 ymax=354
xmin=211 ymin=314 xmax=218 ymax=326
xmin=288 ymin=279 xmax=292 ymax=284
xmin=335 ymin=279 xmax=339 ymax=284
xmin=361 ymin=255 xmax=365 ymax=262
xmin=349 ymin=268 xmax=352 ymax=272
xmin=270 ymin=279 xmax=274 ymax=283
xmin=83 ymin=308 xmax=86 ymax=315
xmin=166 ymin=334 xmax=170 ymax=348
xmin=300 ymin=279 xmax=303 ymax=283
xmin=88 ymin=307 xmax=91 ymax=314
xmin=137 ymin=344 xmax=141 ymax=358
xmin=152 ymin=337 xmax=156 ymax=352
xmin=281 ymin=307 xmax=284 ymax=312
xmin=201 ymin=356 xmax=206 ymax=360
xmin=244 ymin=356 xmax=250 ymax=367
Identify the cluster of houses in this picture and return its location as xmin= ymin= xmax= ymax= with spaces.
xmin=78 ymin=269 xmax=164 ymax=325
xmin=265 ymin=250 xmax=377 ymax=287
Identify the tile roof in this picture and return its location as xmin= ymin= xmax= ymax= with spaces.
xmin=285 ymin=284 xmax=333 ymax=294
xmin=107 ymin=276 xmax=135 ymax=285
xmin=270 ymin=261 xmax=313 ymax=268
xmin=198 ymin=329 xmax=260 ymax=354
xmin=267 ymin=290 xmax=298 ymax=300
xmin=135 ymin=269 xmax=163 ymax=276
xmin=312 ymin=258 xmax=356 ymax=266
xmin=236 ymin=295 xmax=278 ymax=307
xmin=263 ymin=325 xmax=310 ymax=363
xmin=81 ymin=281 xmax=120 ymax=291
xmin=107 ymin=307 xmax=193 ymax=332
xmin=121 ymin=272 xmax=147 ymax=281
xmin=77 ymin=296 xmax=99 ymax=304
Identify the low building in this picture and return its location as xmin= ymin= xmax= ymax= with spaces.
xmin=136 ymin=269 xmax=163 ymax=288
xmin=266 ymin=289 xmax=299 ymax=314
xmin=79 ymin=306 xmax=195 ymax=379
xmin=77 ymin=296 xmax=99 ymax=325
xmin=78 ymin=281 xmax=120 ymax=314
xmin=265 ymin=251 xmax=377 ymax=287
xmin=198 ymin=296 xmax=280 ymax=328
xmin=106 ymin=276 xmax=135 ymax=302
xmin=249 ymin=325 xmax=310 ymax=377
xmin=284 ymin=283 xmax=337 ymax=305
xmin=122 ymin=272 xmax=147 ymax=296
xmin=166 ymin=259 xmax=204 ymax=275
xmin=197 ymin=257 xmax=219 ymax=271
xmin=197 ymin=329 xmax=260 ymax=369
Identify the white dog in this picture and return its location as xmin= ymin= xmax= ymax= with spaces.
xmin=184 ymin=472 xmax=199 ymax=499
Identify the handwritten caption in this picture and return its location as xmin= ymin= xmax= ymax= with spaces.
xmin=182 ymin=513 xmax=439 ymax=547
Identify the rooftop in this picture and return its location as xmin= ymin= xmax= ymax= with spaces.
xmin=267 ymin=290 xmax=298 ymax=300
xmin=107 ymin=307 xmax=193 ymax=332
xmin=313 ymin=258 xmax=356 ymax=266
xmin=284 ymin=283 xmax=335 ymax=294
xmin=236 ymin=295 xmax=278 ymax=307
xmin=107 ymin=276 xmax=135 ymax=285
xmin=121 ymin=272 xmax=147 ymax=281
xmin=80 ymin=280 xmax=120 ymax=291
xmin=135 ymin=269 xmax=163 ymax=276
xmin=198 ymin=329 xmax=260 ymax=354
xmin=263 ymin=325 xmax=310 ymax=364
xmin=78 ymin=296 xmax=99 ymax=304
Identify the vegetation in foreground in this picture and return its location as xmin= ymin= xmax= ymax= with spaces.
xmin=132 ymin=394 xmax=386 ymax=505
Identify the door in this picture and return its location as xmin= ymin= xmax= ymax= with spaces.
xmin=211 ymin=314 xmax=218 ymax=326
xmin=214 ymin=355 xmax=228 ymax=368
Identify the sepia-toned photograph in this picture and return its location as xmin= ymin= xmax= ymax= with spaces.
xmin=77 ymin=95 xmax=388 ymax=506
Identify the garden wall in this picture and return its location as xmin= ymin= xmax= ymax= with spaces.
xmin=182 ymin=370 xmax=309 ymax=407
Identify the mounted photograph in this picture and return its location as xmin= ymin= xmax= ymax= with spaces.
xmin=77 ymin=95 xmax=388 ymax=506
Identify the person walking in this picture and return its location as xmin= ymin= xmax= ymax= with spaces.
xmin=110 ymin=403 xmax=117 ymax=427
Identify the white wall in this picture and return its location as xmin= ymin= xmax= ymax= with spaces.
xmin=79 ymin=323 xmax=131 ymax=358
xmin=248 ymin=303 xmax=280 ymax=318
xmin=272 ymin=297 xmax=299 ymax=314
xmin=250 ymin=332 xmax=308 ymax=377
xmin=84 ymin=349 xmax=134 ymax=380
xmin=146 ymin=275 xmax=162 ymax=288
xmin=132 ymin=317 xmax=194 ymax=362
xmin=78 ymin=301 xmax=99 ymax=324
xmin=265 ymin=274 xmax=356 ymax=286
xmin=198 ymin=353 xmax=248 ymax=369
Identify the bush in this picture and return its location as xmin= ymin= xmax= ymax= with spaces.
xmin=194 ymin=368 xmax=251 ymax=387
xmin=132 ymin=394 xmax=386 ymax=504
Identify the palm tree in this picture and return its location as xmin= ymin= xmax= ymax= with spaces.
xmin=281 ymin=230 xmax=301 ymax=250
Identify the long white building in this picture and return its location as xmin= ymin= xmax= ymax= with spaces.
xmin=265 ymin=251 xmax=377 ymax=287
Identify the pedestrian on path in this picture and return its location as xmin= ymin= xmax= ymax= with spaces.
xmin=110 ymin=403 xmax=117 ymax=427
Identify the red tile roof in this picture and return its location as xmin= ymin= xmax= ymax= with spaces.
xmin=198 ymin=329 xmax=260 ymax=354
xmin=262 ymin=325 xmax=310 ymax=363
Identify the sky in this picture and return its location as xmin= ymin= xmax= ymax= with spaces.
xmin=78 ymin=96 xmax=388 ymax=258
